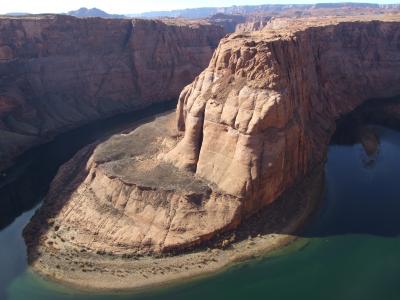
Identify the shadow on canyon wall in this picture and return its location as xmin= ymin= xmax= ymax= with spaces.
xmin=300 ymin=96 xmax=400 ymax=238
xmin=204 ymin=96 xmax=400 ymax=246
xmin=206 ymin=96 xmax=400 ymax=245
xmin=0 ymin=100 xmax=177 ymax=231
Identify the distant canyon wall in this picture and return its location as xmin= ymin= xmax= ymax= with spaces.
xmin=0 ymin=15 xmax=224 ymax=170
xmin=131 ymin=3 xmax=400 ymax=19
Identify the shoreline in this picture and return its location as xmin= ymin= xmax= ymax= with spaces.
xmin=27 ymin=164 xmax=325 ymax=293
xmin=29 ymin=235 xmax=301 ymax=294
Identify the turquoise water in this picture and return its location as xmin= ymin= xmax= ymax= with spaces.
xmin=1 ymin=120 xmax=400 ymax=299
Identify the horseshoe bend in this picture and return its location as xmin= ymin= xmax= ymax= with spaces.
xmin=23 ymin=15 xmax=400 ymax=289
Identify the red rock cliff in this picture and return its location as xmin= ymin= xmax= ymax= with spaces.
xmin=166 ymin=16 xmax=400 ymax=215
xmin=23 ymin=16 xmax=400 ymax=259
xmin=0 ymin=15 xmax=224 ymax=170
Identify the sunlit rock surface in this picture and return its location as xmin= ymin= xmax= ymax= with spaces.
xmin=25 ymin=16 xmax=400 ymax=257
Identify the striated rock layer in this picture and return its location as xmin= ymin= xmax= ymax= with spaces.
xmin=0 ymin=15 xmax=224 ymax=170
xmin=25 ymin=16 xmax=400 ymax=257
xmin=166 ymin=16 xmax=400 ymax=216
xmin=25 ymin=112 xmax=242 ymax=255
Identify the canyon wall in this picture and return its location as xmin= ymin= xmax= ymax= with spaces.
xmin=24 ymin=16 xmax=400 ymax=258
xmin=0 ymin=15 xmax=224 ymax=170
xmin=132 ymin=3 xmax=400 ymax=19
xmin=166 ymin=16 xmax=400 ymax=216
xmin=207 ymin=13 xmax=272 ymax=34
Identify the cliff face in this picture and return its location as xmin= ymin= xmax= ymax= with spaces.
xmin=24 ymin=16 xmax=400 ymax=258
xmin=207 ymin=13 xmax=272 ymax=34
xmin=24 ymin=113 xmax=242 ymax=256
xmin=166 ymin=17 xmax=400 ymax=215
xmin=0 ymin=15 xmax=224 ymax=170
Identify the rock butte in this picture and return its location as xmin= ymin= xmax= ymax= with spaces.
xmin=0 ymin=15 xmax=224 ymax=171
xmin=167 ymin=15 xmax=400 ymax=215
xmin=25 ymin=16 xmax=400 ymax=261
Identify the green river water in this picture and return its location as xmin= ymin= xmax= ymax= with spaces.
xmin=1 ymin=103 xmax=399 ymax=300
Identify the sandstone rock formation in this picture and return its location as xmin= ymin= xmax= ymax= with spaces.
xmin=207 ymin=13 xmax=272 ymax=34
xmin=25 ymin=113 xmax=242 ymax=255
xmin=166 ymin=16 xmax=400 ymax=218
xmin=207 ymin=13 xmax=247 ymax=33
xmin=25 ymin=16 xmax=400 ymax=258
xmin=0 ymin=15 xmax=224 ymax=170
xmin=235 ymin=16 xmax=271 ymax=33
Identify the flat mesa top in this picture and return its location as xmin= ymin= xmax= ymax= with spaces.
xmin=0 ymin=14 xmax=215 ymax=28
xmin=227 ymin=14 xmax=400 ymax=42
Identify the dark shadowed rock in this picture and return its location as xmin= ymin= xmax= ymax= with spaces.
xmin=0 ymin=15 xmax=224 ymax=170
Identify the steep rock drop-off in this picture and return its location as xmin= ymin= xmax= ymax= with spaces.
xmin=0 ymin=15 xmax=224 ymax=170
xmin=26 ymin=113 xmax=242 ymax=255
xmin=24 ymin=111 xmax=325 ymax=290
xmin=166 ymin=16 xmax=400 ymax=215
xmin=24 ymin=16 xmax=400 ymax=289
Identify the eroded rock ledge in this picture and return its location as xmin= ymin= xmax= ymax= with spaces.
xmin=24 ymin=111 xmax=325 ymax=290
xmin=25 ymin=113 xmax=242 ymax=256
xmin=24 ymin=16 xmax=400 ymax=283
